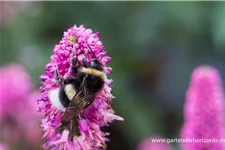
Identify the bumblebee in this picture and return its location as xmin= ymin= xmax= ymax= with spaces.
xmin=48 ymin=45 xmax=106 ymax=121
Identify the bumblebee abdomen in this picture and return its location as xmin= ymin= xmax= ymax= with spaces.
xmin=59 ymin=88 xmax=70 ymax=108
xmin=48 ymin=84 xmax=77 ymax=111
xmin=48 ymin=88 xmax=66 ymax=111
xmin=59 ymin=84 xmax=76 ymax=107
xmin=64 ymin=84 xmax=76 ymax=100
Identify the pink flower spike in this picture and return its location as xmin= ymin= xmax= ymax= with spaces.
xmin=181 ymin=65 xmax=225 ymax=150
xmin=0 ymin=63 xmax=42 ymax=149
xmin=0 ymin=143 xmax=8 ymax=150
xmin=39 ymin=24 xmax=123 ymax=150
xmin=137 ymin=136 xmax=172 ymax=150
xmin=0 ymin=63 xmax=33 ymax=119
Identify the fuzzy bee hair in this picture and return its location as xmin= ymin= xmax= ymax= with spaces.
xmin=48 ymin=45 xmax=107 ymax=121
xmin=79 ymin=67 xmax=106 ymax=81
xmin=48 ymin=67 xmax=106 ymax=111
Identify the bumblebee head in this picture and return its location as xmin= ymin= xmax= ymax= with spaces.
xmin=79 ymin=45 xmax=106 ymax=82
xmin=80 ymin=60 xmax=106 ymax=92
xmin=89 ymin=60 xmax=103 ymax=71
xmin=85 ymin=45 xmax=103 ymax=71
xmin=80 ymin=62 xmax=106 ymax=82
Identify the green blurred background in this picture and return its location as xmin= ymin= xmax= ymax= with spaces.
xmin=1 ymin=1 xmax=225 ymax=150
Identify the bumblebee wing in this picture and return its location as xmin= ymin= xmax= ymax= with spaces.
xmin=62 ymin=93 xmax=95 ymax=121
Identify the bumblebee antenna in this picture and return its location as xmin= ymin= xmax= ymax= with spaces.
xmin=87 ymin=45 xmax=97 ymax=60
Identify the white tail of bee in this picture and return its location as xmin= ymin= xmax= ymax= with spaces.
xmin=48 ymin=88 xmax=66 ymax=112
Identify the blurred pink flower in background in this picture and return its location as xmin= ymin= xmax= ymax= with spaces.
xmin=0 ymin=0 xmax=43 ymax=27
xmin=137 ymin=136 xmax=172 ymax=150
xmin=181 ymin=65 xmax=225 ymax=150
xmin=39 ymin=24 xmax=123 ymax=150
xmin=0 ymin=63 xmax=43 ymax=150
xmin=0 ymin=1 xmax=31 ymax=26
xmin=0 ymin=143 xmax=8 ymax=150
xmin=0 ymin=63 xmax=32 ymax=119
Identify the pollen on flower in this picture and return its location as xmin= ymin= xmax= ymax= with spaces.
xmin=38 ymin=24 xmax=123 ymax=150
xmin=68 ymin=36 xmax=78 ymax=43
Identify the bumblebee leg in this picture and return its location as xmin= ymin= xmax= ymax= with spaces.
xmin=54 ymin=68 xmax=64 ymax=84
xmin=72 ymin=45 xmax=78 ymax=75
xmin=82 ymin=55 xmax=87 ymax=67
